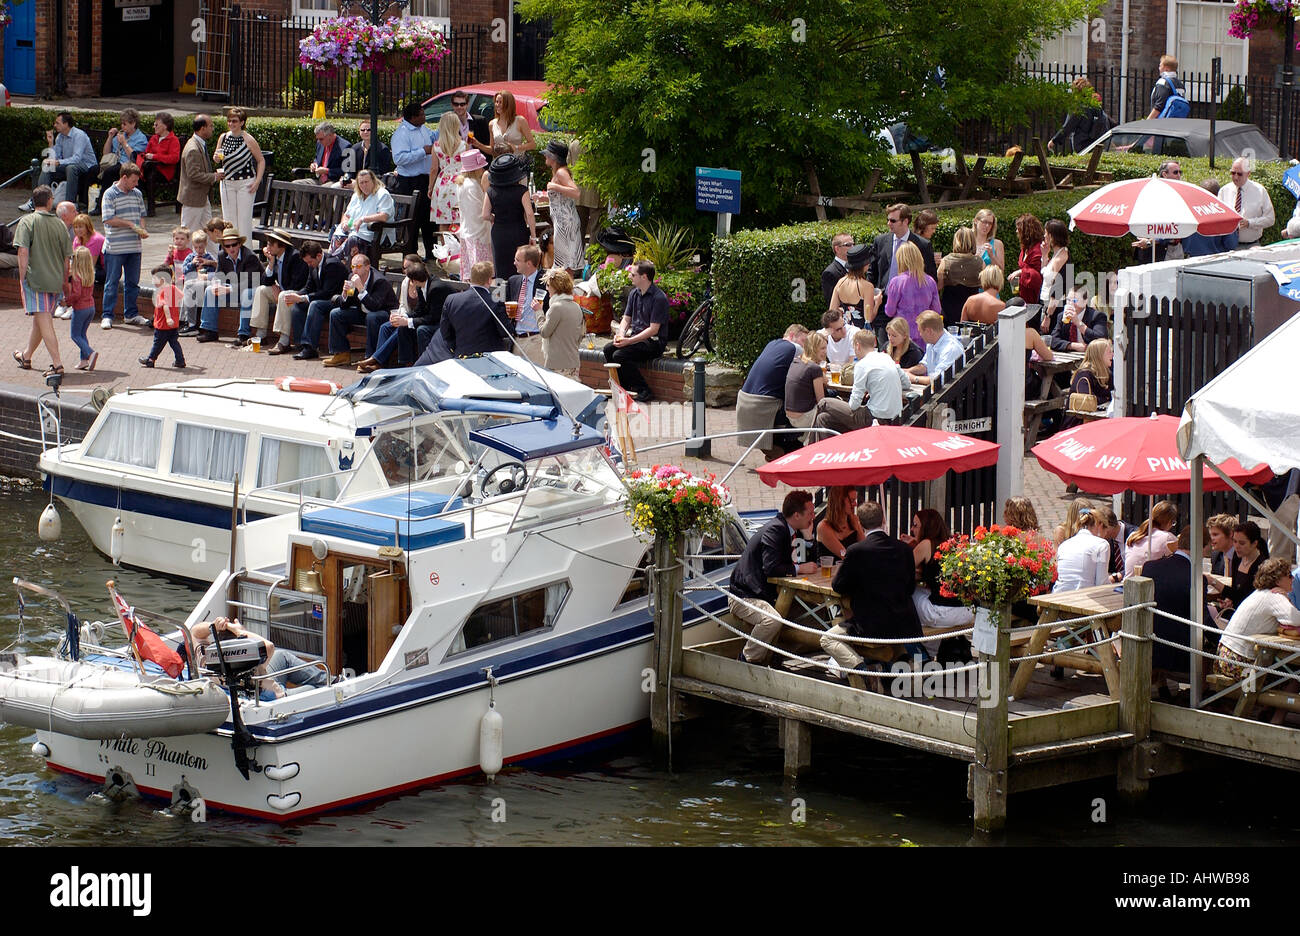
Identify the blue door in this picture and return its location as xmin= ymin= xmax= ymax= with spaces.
xmin=3 ymin=0 xmax=36 ymax=95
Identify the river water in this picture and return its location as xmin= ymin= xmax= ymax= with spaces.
xmin=1 ymin=481 xmax=1297 ymax=847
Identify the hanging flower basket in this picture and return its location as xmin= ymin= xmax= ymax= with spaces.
xmin=1227 ymin=0 xmax=1296 ymax=39
xmin=298 ymin=15 xmax=450 ymax=77
xmin=936 ymin=524 xmax=1057 ymax=625
xmin=624 ymin=465 xmax=730 ymax=542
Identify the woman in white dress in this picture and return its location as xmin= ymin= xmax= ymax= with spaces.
xmin=542 ymin=139 xmax=584 ymax=273
xmin=429 ymin=112 xmax=464 ymax=231
xmin=1054 ymin=506 xmax=1111 ymax=593
xmin=456 ymin=148 xmax=492 ymax=271
xmin=489 ymin=90 xmax=536 ymax=157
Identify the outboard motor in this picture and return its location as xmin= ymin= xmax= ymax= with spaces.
xmin=199 ymin=638 xmax=268 ymax=695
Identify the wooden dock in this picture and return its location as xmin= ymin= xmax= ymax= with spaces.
xmin=652 ymin=570 xmax=1300 ymax=835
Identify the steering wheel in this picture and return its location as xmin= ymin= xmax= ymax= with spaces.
xmin=481 ymin=461 xmax=528 ymax=497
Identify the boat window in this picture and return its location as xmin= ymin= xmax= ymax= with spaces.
xmin=618 ymin=550 xmax=651 ymax=605
xmin=172 ymin=423 xmax=248 ymax=482
xmin=450 ymin=582 xmax=570 ymax=655
xmin=369 ymin=418 xmax=477 ymax=488
xmin=258 ymin=438 xmax=339 ymax=499
xmin=83 ymin=411 xmax=163 ymax=469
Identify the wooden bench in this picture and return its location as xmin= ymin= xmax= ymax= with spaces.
xmin=253 ymin=178 xmax=416 ymax=271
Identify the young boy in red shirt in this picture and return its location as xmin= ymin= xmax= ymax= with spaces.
xmin=140 ymin=266 xmax=186 ymax=369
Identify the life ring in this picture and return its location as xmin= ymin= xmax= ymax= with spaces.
xmin=275 ymin=376 xmax=341 ymax=395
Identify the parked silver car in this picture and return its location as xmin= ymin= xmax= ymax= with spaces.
xmin=1079 ymin=118 xmax=1281 ymax=162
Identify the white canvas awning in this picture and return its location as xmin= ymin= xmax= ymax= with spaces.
xmin=1177 ymin=311 xmax=1300 ymax=474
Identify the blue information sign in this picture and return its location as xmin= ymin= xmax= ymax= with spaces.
xmin=695 ymin=167 xmax=742 ymax=215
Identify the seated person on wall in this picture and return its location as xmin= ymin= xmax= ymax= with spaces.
xmin=422 ymin=260 xmax=514 ymax=363
xmin=813 ymin=328 xmax=911 ymax=432
xmin=198 ymin=227 xmax=264 ymax=345
xmin=282 ymin=242 xmax=348 ymax=357
xmin=249 ymin=228 xmax=310 ymax=348
xmin=318 ymin=252 xmax=399 ymax=367
xmin=602 ymin=259 xmax=669 ymax=403
xmin=728 ymin=490 xmax=818 ymax=666
xmin=356 ymin=265 xmax=437 ymax=372
xmin=736 ymin=323 xmax=809 ymax=460
xmin=188 ymin=616 xmax=328 ymax=699
xmin=907 ymin=311 xmax=964 ymax=387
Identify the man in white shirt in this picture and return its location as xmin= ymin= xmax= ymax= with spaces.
xmin=819 ymin=309 xmax=859 ymax=365
xmin=908 ymin=311 xmax=965 ymax=387
xmin=812 ymin=329 xmax=911 ymax=433
xmin=1218 ymin=158 xmax=1275 ymax=248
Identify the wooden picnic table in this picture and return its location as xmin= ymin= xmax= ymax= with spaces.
xmin=1205 ymin=630 xmax=1300 ymax=717
xmin=1013 ymin=583 xmax=1125 ymax=699
xmin=1024 ymin=349 xmax=1083 ymax=452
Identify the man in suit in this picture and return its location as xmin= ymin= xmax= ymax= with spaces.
xmin=310 ymin=122 xmax=351 ymax=184
xmin=506 ymin=243 xmax=551 ymax=362
xmin=821 ymin=232 xmax=855 ymax=307
xmin=729 ymin=490 xmax=818 ymax=665
xmin=320 ymin=253 xmax=398 ymax=366
xmin=178 ymin=115 xmax=224 ymax=233
xmin=343 ymin=120 xmax=393 ymax=181
xmin=867 ymin=203 xmax=937 ymax=344
xmin=435 ymin=260 xmax=515 ymax=359
xmin=198 ymin=227 xmax=264 ymax=345
xmin=249 ymin=229 xmax=309 ymax=346
xmin=1143 ymin=525 xmax=1211 ymax=681
xmin=822 ymin=501 xmax=922 ymax=685
xmin=285 ymin=243 xmax=349 ymax=357
xmin=405 ymin=255 xmax=459 ymax=361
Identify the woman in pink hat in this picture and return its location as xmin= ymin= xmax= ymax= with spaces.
xmin=456 ymin=148 xmax=493 ymax=271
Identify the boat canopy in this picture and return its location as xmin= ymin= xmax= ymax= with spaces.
xmin=470 ymin=417 xmax=607 ymax=461
xmin=335 ymin=356 xmax=603 ymax=430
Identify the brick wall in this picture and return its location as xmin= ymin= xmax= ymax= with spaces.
xmin=0 ymin=384 xmax=97 ymax=481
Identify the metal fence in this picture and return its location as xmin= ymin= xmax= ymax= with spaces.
xmin=1121 ymin=296 xmax=1254 ymax=524
xmin=959 ymin=63 xmax=1300 ymax=158
xmin=219 ymin=13 xmax=488 ymax=112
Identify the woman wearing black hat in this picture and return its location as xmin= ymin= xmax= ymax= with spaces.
xmin=828 ymin=243 xmax=877 ymax=330
xmin=482 ymin=154 xmax=536 ymax=281
xmin=543 ymin=139 xmax=584 ymax=274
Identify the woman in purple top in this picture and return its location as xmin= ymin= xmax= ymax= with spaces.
xmin=884 ymin=241 xmax=940 ymax=348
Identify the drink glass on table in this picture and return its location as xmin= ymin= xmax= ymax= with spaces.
xmin=819 ymin=555 xmax=834 ymax=579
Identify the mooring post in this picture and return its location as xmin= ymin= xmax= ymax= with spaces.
xmin=650 ymin=533 xmax=686 ymax=766
xmin=1117 ymin=575 xmax=1154 ymax=801
xmin=973 ymin=604 xmax=1011 ymax=833
xmin=779 ymin=718 xmax=812 ymax=778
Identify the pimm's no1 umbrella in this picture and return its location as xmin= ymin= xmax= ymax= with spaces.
xmin=756 ymin=425 xmax=999 ymax=488
xmin=1067 ymin=176 xmax=1243 ymax=262
xmin=1032 ymin=413 xmax=1272 ymax=495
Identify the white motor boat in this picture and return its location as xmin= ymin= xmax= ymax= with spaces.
xmin=19 ymin=394 xmax=735 ymax=821
xmin=38 ymin=357 xmax=604 ymax=583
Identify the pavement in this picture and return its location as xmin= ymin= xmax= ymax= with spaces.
xmin=0 ymin=186 xmax=1079 ymax=532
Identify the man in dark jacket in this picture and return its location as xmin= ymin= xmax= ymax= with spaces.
xmin=198 ymin=228 xmax=265 ymax=344
xmin=729 ymin=490 xmax=818 ymax=664
xmin=821 ymin=232 xmax=854 ymax=307
xmin=1045 ymin=289 xmax=1109 ymax=353
xmin=344 ymin=120 xmax=393 ymax=180
xmin=287 ymin=243 xmax=348 ymax=358
xmin=249 ymin=229 xmax=309 ymax=346
xmin=822 ymin=501 xmax=922 ymax=681
xmin=320 ymin=253 xmax=398 ymax=366
xmin=1144 ymin=526 xmax=1211 ymax=680
xmin=437 ymin=260 xmax=515 ymax=359
xmin=310 ymin=122 xmax=351 ymax=184
xmin=867 ymin=203 xmax=937 ymax=346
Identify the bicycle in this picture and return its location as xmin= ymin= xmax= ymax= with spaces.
xmin=676 ymin=291 xmax=714 ymax=359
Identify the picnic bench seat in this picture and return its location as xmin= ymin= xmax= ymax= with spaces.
xmin=252 ymin=178 xmax=417 ymax=271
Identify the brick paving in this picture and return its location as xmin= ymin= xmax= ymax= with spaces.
xmin=0 ymin=186 xmax=1077 ymax=530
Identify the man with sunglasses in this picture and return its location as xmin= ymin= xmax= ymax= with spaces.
xmin=821 ymin=232 xmax=854 ymax=307
xmin=1217 ymin=158 xmax=1274 ymax=249
xmin=345 ymin=120 xmax=392 ymax=181
xmin=866 ymin=204 xmax=936 ymax=345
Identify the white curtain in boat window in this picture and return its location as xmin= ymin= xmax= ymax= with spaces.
xmin=171 ymin=423 xmax=247 ymax=482
xmin=257 ymin=438 xmax=338 ymax=499
xmin=84 ymin=412 xmax=163 ymax=469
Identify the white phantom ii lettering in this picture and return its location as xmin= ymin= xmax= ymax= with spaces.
xmin=49 ymin=866 xmax=152 ymax=917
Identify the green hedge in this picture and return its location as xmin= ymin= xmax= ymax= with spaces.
xmin=713 ymin=153 xmax=1296 ymax=369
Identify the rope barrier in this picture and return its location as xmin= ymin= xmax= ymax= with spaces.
xmin=718 ymin=586 xmax=976 ymax=645
xmin=1147 ymin=632 xmax=1300 ymax=684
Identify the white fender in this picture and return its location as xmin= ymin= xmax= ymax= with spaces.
xmin=109 ymin=516 xmax=124 ymax=565
xmin=479 ymin=701 xmax=504 ymax=779
xmin=38 ymin=503 xmax=61 ymax=542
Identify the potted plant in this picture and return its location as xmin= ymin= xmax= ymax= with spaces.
xmin=299 ymin=15 xmax=449 ymax=77
xmin=1227 ymin=0 xmax=1296 ymax=38
xmin=624 ymin=465 xmax=730 ymax=548
xmin=936 ymin=524 xmax=1057 ymax=630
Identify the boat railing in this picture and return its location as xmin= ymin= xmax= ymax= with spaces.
xmin=240 ymin=468 xmax=359 ymax=525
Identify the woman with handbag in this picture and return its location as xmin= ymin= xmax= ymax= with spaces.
xmin=1060 ymin=337 xmax=1112 ymax=430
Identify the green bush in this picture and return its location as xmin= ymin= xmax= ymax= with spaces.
xmin=1218 ymin=85 xmax=1250 ymax=124
xmin=712 ymin=152 xmax=1295 ymax=369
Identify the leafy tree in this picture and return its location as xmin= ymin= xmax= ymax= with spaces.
xmin=519 ymin=0 xmax=1101 ymax=231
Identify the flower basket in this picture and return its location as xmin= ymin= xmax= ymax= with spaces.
xmin=384 ymin=49 xmax=415 ymax=72
xmin=936 ymin=525 xmax=1057 ymax=626
xmin=1227 ymin=0 xmax=1295 ymax=39
xmin=625 ymin=465 xmax=730 ymax=544
xmin=299 ymin=15 xmax=450 ymax=76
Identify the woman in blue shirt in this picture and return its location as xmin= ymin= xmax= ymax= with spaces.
xmin=97 ymin=108 xmax=150 ymax=188
xmin=331 ymin=169 xmax=395 ymax=259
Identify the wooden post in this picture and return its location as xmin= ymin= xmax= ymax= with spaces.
xmin=805 ymin=161 xmax=828 ymax=222
xmin=650 ymin=533 xmax=686 ymax=766
xmin=1117 ymin=575 xmax=1154 ymax=801
xmin=973 ymin=603 xmax=1011 ymax=833
xmin=1032 ymin=137 xmax=1056 ymax=190
xmin=910 ymin=151 xmax=930 ymax=204
xmin=779 ymin=718 xmax=812 ymax=777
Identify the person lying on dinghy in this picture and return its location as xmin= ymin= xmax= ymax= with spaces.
xmin=186 ymin=617 xmax=329 ymax=699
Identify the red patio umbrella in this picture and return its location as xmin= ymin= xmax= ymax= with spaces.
xmin=1032 ymin=414 xmax=1272 ymax=495
xmin=756 ymin=425 xmax=1000 ymax=488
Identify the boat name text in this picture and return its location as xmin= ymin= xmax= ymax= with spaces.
xmin=98 ymin=738 xmax=208 ymax=771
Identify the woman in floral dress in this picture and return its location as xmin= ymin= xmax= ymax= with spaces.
xmin=542 ymin=140 xmax=583 ymax=274
xmin=429 ymin=112 xmax=464 ymax=232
